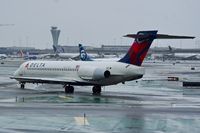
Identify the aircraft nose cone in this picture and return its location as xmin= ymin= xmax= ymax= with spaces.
xmin=13 ymin=69 xmax=20 ymax=77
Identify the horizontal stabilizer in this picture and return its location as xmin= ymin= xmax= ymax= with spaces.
xmin=156 ymin=34 xmax=195 ymax=39
xmin=124 ymin=34 xmax=195 ymax=39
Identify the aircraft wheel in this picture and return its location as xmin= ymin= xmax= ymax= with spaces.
xmin=69 ymin=86 xmax=74 ymax=93
xmin=65 ymin=85 xmax=74 ymax=93
xmin=92 ymin=86 xmax=101 ymax=95
xmin=20 ymin=83 xmax=25 ymax=89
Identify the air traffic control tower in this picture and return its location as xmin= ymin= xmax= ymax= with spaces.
xmin=51 ymin=26 xmax=60 ymax=46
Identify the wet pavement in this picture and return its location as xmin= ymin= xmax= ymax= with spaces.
xmin=0 ymin=61 xmax=200 ymax=132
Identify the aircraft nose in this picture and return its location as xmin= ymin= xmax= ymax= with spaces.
xmin=13 ymin=69 xmax=20 ymax=77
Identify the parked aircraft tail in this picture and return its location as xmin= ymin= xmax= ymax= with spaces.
xmin=79 ymin=44 xmax=93 ymax=61
xmin=119 ymin=30 xmax=195 ymax=66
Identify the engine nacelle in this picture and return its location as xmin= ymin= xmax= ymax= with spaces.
xmin=78 ymin=66 xmax=110 ymax=80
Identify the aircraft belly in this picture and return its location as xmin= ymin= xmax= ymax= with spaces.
xmin=90 ymin=74 xmax=143 ymax=86
xmin=85 ymin=75 xmax=125 ymax=86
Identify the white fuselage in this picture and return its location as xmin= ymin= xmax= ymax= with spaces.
xmin=12 ymin=60 xmax=145 ymax=86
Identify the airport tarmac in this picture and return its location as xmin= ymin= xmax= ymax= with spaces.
xmin=0 ymin=60 xmax=200 ymax=133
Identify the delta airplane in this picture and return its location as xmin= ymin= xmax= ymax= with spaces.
xmin=10 ymin=30 xmax=194 ymax=94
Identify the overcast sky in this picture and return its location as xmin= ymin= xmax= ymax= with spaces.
xmin=0 ymin=0 xmax=199 ymax=49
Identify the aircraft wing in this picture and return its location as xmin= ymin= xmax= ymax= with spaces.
xmin=11 ymin=76 xmax=77 ymax=84
xmin=10 ymin=76 xmax=93 ymax=86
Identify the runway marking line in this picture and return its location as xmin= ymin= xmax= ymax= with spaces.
xmin=74 ymin=117 xmax=89 ymax=126
xmin=58 ymin=95 xmax=72 ymax=99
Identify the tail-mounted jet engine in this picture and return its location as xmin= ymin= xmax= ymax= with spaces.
xmin=78 ymin=66 xmax=110 ymax=80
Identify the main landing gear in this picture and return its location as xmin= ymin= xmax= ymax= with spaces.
xmin=20 ymin=82 xmax=25 ymax=89
xmin=92 ymin=85 xmax=101 ymax=95
xmin=64 ymin=85 xmax=74 ymax=93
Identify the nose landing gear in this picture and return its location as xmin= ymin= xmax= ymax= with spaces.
xmin=20 ymin=82 xmax=25 ymax=89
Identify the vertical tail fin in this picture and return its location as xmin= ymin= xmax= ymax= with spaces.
xmin=79 ymin=44 xmax=93 ymax=61
xmin=119 ymin=30 xmax=195 ymax=66
xmin=119 ymin=30 xmax=157 ymax=66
